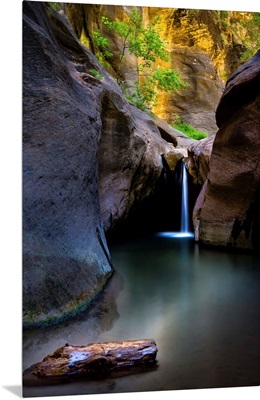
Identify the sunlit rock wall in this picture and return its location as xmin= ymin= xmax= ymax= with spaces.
xmin=66 ymin=5 xmax=248 ymax=136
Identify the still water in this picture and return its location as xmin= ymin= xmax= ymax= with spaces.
xmin=23 ymin=236 xmax=260 ymax=397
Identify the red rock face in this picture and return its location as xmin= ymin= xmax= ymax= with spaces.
xmin=196 ymin=50 xmax=260 ymax=250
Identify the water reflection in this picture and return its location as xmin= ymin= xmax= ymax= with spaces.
xmin=23 ymin=236 xmax=260 ymax=397
xmin=23 ymin=270 xmax=124 ymax=370
xmin=156 ymin=231 xmax=194 ymax=238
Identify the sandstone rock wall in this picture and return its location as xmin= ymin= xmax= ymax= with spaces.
xmin=66 ymin=3 xmax=138 ymax=83
xmin=66 ymin=5 xmax=250 ymax=136
xmin=194 ymin=50 xmax=260 ymax=251
xmin=23 ymin=2 xmax=185 ymax=326
xmin=98 ymin=97 xmax=184 ymax=232
xmin=23 ymin=1 xmax=114 ymax=327
xmin=187 ymin=135 xmax=215 ymax=186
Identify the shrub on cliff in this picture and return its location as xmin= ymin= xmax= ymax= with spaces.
xmin=173 ymin=116 xmax=208 ymax=140
xmin=93 ymin=9 xmax=186 ymax=110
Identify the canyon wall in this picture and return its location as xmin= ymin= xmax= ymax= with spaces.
xmin=194 ymin=50 xmax=260 ymax=251
xmin=66 ymin=5 xmax=249 ymax=135
xmin=23 ymin=2 xmax=184 ymax=326
xmin=23 ymin=1 xmax=112 ymax=327
xmin=23 ymin=3 xmax=259 ymax=328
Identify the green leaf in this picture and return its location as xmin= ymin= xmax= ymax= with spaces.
xmin=95 ymin=8 xmax=187 ymax=110
xmin=173 ymin=117 xmax=208 ymax=140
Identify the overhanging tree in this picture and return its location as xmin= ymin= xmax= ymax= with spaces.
xmin=93 ymin=8 xmax=187 ymax=110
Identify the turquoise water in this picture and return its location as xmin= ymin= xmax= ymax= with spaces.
xmin=23 ymin=236 xmax=260 ymax=397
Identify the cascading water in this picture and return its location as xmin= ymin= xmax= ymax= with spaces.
xmin=180 ymin=161 xmax=190 ymax=234
xmin=157 ymin=159 xmax=194 ymax=239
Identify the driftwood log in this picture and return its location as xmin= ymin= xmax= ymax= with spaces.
xmin=23 ymin=339 xmax=158 ymax=384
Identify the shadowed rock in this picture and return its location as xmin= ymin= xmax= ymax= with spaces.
xmin=194 ymin=50 xmax=260 ymax=250
xmin=187 ymin=135 xmax=215 ymax=186
xmin=23 ymin=2 xmax=115 ymax=327
xmin=98 ymin=99 xmax=185 ymax=232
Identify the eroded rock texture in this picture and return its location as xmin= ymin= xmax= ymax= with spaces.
xmin=98 ymin=98 xmax=185 ymax=232
xmin=187 ymin=135 xmax=215 ymax=186
xmin=66 ymin=5 xmax=251 ymax=136
xmin=23 ymin=2 xmax=184 ymax=326
xmin=23 ymin=2 xmax=114 ymax=327
xmin=154 ymin=48 xmax=223 ymax=135
xmin=195 ymin=50 xmax=260 ymax=250
xmin=66 ymin=3 xmax=139 ymax=84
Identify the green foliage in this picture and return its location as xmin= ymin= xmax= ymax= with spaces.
xmin=88 ymin=69 xmax=103 ymax=79
xmin=129 ymin=68 xmax=187 ymax=109
xmin=101 ymin=9 xmax=169 ymax=70
xmin=93 ymin=8 xmax=186 ymax=110
xmin=92 ymin=31 xmax=113 ymax=59
xmin=101 ymin=10 xmax=167 ymax=64
xmin=173 ymin=116 xmax=208 ymax=140
xmin=92 ymin=31 xmax=113 ymax=67
xmin=150 ymin=68 xmax=187 ymax=92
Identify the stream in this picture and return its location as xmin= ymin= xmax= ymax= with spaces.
xmin=23 ymin=235 xmax=260 ymax=397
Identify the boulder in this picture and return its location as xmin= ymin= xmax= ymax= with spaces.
xmin=152 ymin=114 xmax=198 ymax=153
xmin=152 ymin=115 xmax=178 ymax=146
xmin=195 ymin=50 xmax=260 ymax=250
xmin=216 ymin=50 xmax=260 ymax=127
xmin=187 ymin=135 xmax=215 ymax=186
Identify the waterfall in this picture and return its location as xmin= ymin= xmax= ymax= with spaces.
xmin=156 ymin=159 xmax=194 ymax=239
xmin=180 ymin=161 xmax=189 ymax=233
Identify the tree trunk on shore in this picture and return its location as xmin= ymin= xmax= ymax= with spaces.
xmin=23 ymin=339 xmax=158 ymax=385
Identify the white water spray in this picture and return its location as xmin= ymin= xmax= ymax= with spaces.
xmin=157 ymin=160 xmax=194 ymax=239
xmin=180 ymin=161 xmax=189 ymax=234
